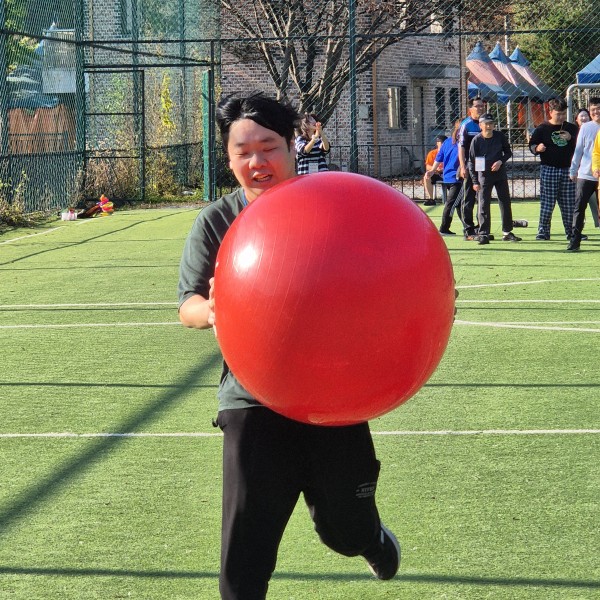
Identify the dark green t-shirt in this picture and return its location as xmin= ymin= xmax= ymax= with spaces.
xmin=178 ymin=188 xmax=262 ymax=411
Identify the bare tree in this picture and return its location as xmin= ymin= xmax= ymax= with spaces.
xmin=216 ymin=0 xmax=455 ymax=122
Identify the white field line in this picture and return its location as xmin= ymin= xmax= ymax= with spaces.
xmin=0 ymin=227 xmax=63 ymax=245
xmin=457 ymin=277 xmax=600 ymax=289
xmin=454 ymin=320 xmax=600 ymax=333
xmin=4 ymin=318 xmax=599 ymax=332
xmin=4 ymin=298 xmax=600 ymax=310
xmin=0 ymin=302 xmax=177 ymax=308
xmin=475 ymin=321 xmax=600 ymax=325
xmin=0 ymin=322 xmax=180 ymax=330
xmin=12 ymin=300 xmax=599 ymax=313
xmin=457 ymin=299 xmax=600 ymax=304
xmin=1 ymin=429 xmax=599 ymax=439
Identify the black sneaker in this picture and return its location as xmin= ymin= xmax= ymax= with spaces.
xmin=513 ymin=219 xmax=528 ymax=227
xmin=487 ymin=234 xmax=495 ymax=241
xmin=362 ymin=524 xmax=401 ymax=580
xmin=502 ymin=232 xmax=522 ymax=242
xmin=424 ymin=200 xmax=436 ymax=206
xmin=439 ymin=229 xmax=456 ymax=236
xmin=535 ymin=233 xmax=550 ymax=240
xmin=567 ymin=239 xmax=581 ymax=251
xmin=567 ymin=234 xmax=588 ymax=241
xmin=478 ymin=234 xmax=490 ymax=245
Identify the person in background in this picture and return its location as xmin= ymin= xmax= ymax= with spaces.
xmin=295 ymin=113 xmax=331 ymax=175
xmin=568 ymin=98 xmax=600 ymax=251
xmin=529 ymin=97 xmax=578 ymax=241
xmin=576 ymin=108 xmax=591 ymax=128
xmin=178 ymin=92 xmax=400 ymax=600
xmin=468 ymin=113 xmax=521 ymax=245
xmin=425 ymin=122 xmax=461 ymax=235
xmin=423 ymin=134 xmax=447 ymax=205
xmin=458 ymin=97 xmax=486 ymax=240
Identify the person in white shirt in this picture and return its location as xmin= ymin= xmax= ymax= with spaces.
xmin=567 ymin=97 xmax=600 ymax=251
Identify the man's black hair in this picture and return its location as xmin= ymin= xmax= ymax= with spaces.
xmin=216 ymin=91 xmax=300 ymax=155
xmin=589 ymin=96 xmax=600 ymax=107
xmin=468 ymin=97 xmax=484 ymax=108
xmin=548 ymin=97 xmax=567 ymax=112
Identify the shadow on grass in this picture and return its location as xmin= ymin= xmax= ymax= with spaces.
xmin=0 ymin=565 xmax=598 ymax=590
xmin=0 ymin=211 xmax=187 ymax=268
xmin=0 ymin=352 xmax=222 ymax=537
xmin=425 ymin=382 xmax=600 ymax=388
xmin=0 ymin=306 xmax=177 ymax=312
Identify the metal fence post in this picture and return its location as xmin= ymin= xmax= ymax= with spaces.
xmin=0 ymin=1 xmax=12 ymax=200
xmin=74 ymin=0 xmax=86 ymax=180
xmin=202 ymin=66 xmax=215 ymax=201
xmin=348 ymin=0 xmax=358 ymax=173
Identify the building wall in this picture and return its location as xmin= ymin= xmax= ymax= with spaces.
xmin=220 ymin=34 xmax=461 ymax=177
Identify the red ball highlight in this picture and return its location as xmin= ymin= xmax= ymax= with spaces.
xmin=214 ymin=172 xmax=455 ymax=425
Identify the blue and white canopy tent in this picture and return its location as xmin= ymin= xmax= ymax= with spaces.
xmin=576 ymin=54 xmax=600 ymax=84
xmin=509 ymin=47 xmax=557 ymax=101
xmin=466 ymin=41 xmax=520 ymax=105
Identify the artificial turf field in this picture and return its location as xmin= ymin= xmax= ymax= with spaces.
xmin=0 ymin=200 xmax=599 ymax=599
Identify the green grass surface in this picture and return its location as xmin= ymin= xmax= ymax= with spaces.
xmin=1 ymin=202 xmax=599 ymax=599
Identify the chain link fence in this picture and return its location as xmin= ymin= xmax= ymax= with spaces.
xmin=2 ymin=0 xmax=600 ymax=215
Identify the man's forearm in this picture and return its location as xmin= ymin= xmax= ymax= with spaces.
xmin=179 ymin=294 xmax=213 ymax=329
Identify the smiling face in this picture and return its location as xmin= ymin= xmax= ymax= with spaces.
xmin=227 ymin=118 xmax=297 ymax=203
xmin=576 ymin=111 xmax=590 ymax=126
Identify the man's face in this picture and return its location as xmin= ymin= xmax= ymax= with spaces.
xmin=480 ymin=121 xmax=495 ymax=136
xmin=590 ymin=104 xmax=600 ymax=124
xmin=550 ymin=109 xmax=567 ymax=125
xmin=470 ymin=101 xmax=485 ymax=119
xmin=227 ymin=119 xmax=297 ymax=202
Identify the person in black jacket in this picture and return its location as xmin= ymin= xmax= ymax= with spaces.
xmin=528 ymin=97 xmax=578 ymax=240
xmin=468 ymin=113 xmax=521 ymax=245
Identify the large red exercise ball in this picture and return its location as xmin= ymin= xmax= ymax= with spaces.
xmin=213 ymin=172 xmax=455 ymax=426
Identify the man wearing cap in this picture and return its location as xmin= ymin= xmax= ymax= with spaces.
xmin=458 ymin=98 xmax=486 ymax=239
xmin=468 ymin=113 xmax=521 ymax=245
xmin=529 ymin=97 xmax=578 ymax=240
xmin=423 ymin=135 xmax=447 ymax=205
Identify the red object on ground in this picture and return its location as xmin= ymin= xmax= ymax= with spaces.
xmin=214 ymin=172 xmax=455 ymax=425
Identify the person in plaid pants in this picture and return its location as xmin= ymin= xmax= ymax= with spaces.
xmin=529 ymin=97 xmax=578 ymax=240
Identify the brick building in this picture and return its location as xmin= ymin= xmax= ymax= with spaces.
xmin=220 ymin=17 xmax=462 ymax=178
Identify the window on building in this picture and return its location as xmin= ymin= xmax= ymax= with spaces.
xmin=441 ymin=6 xmax=456 ymax=33
xmin=435 ymin=88 xmax=446 ymax=128
xmin=449 ymin=88 xmax=460 ymax=123
xmin=430 ymin=7 xmax=456 ymax=34
xmin=388 ymin=86 xmax=408 ymax=129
